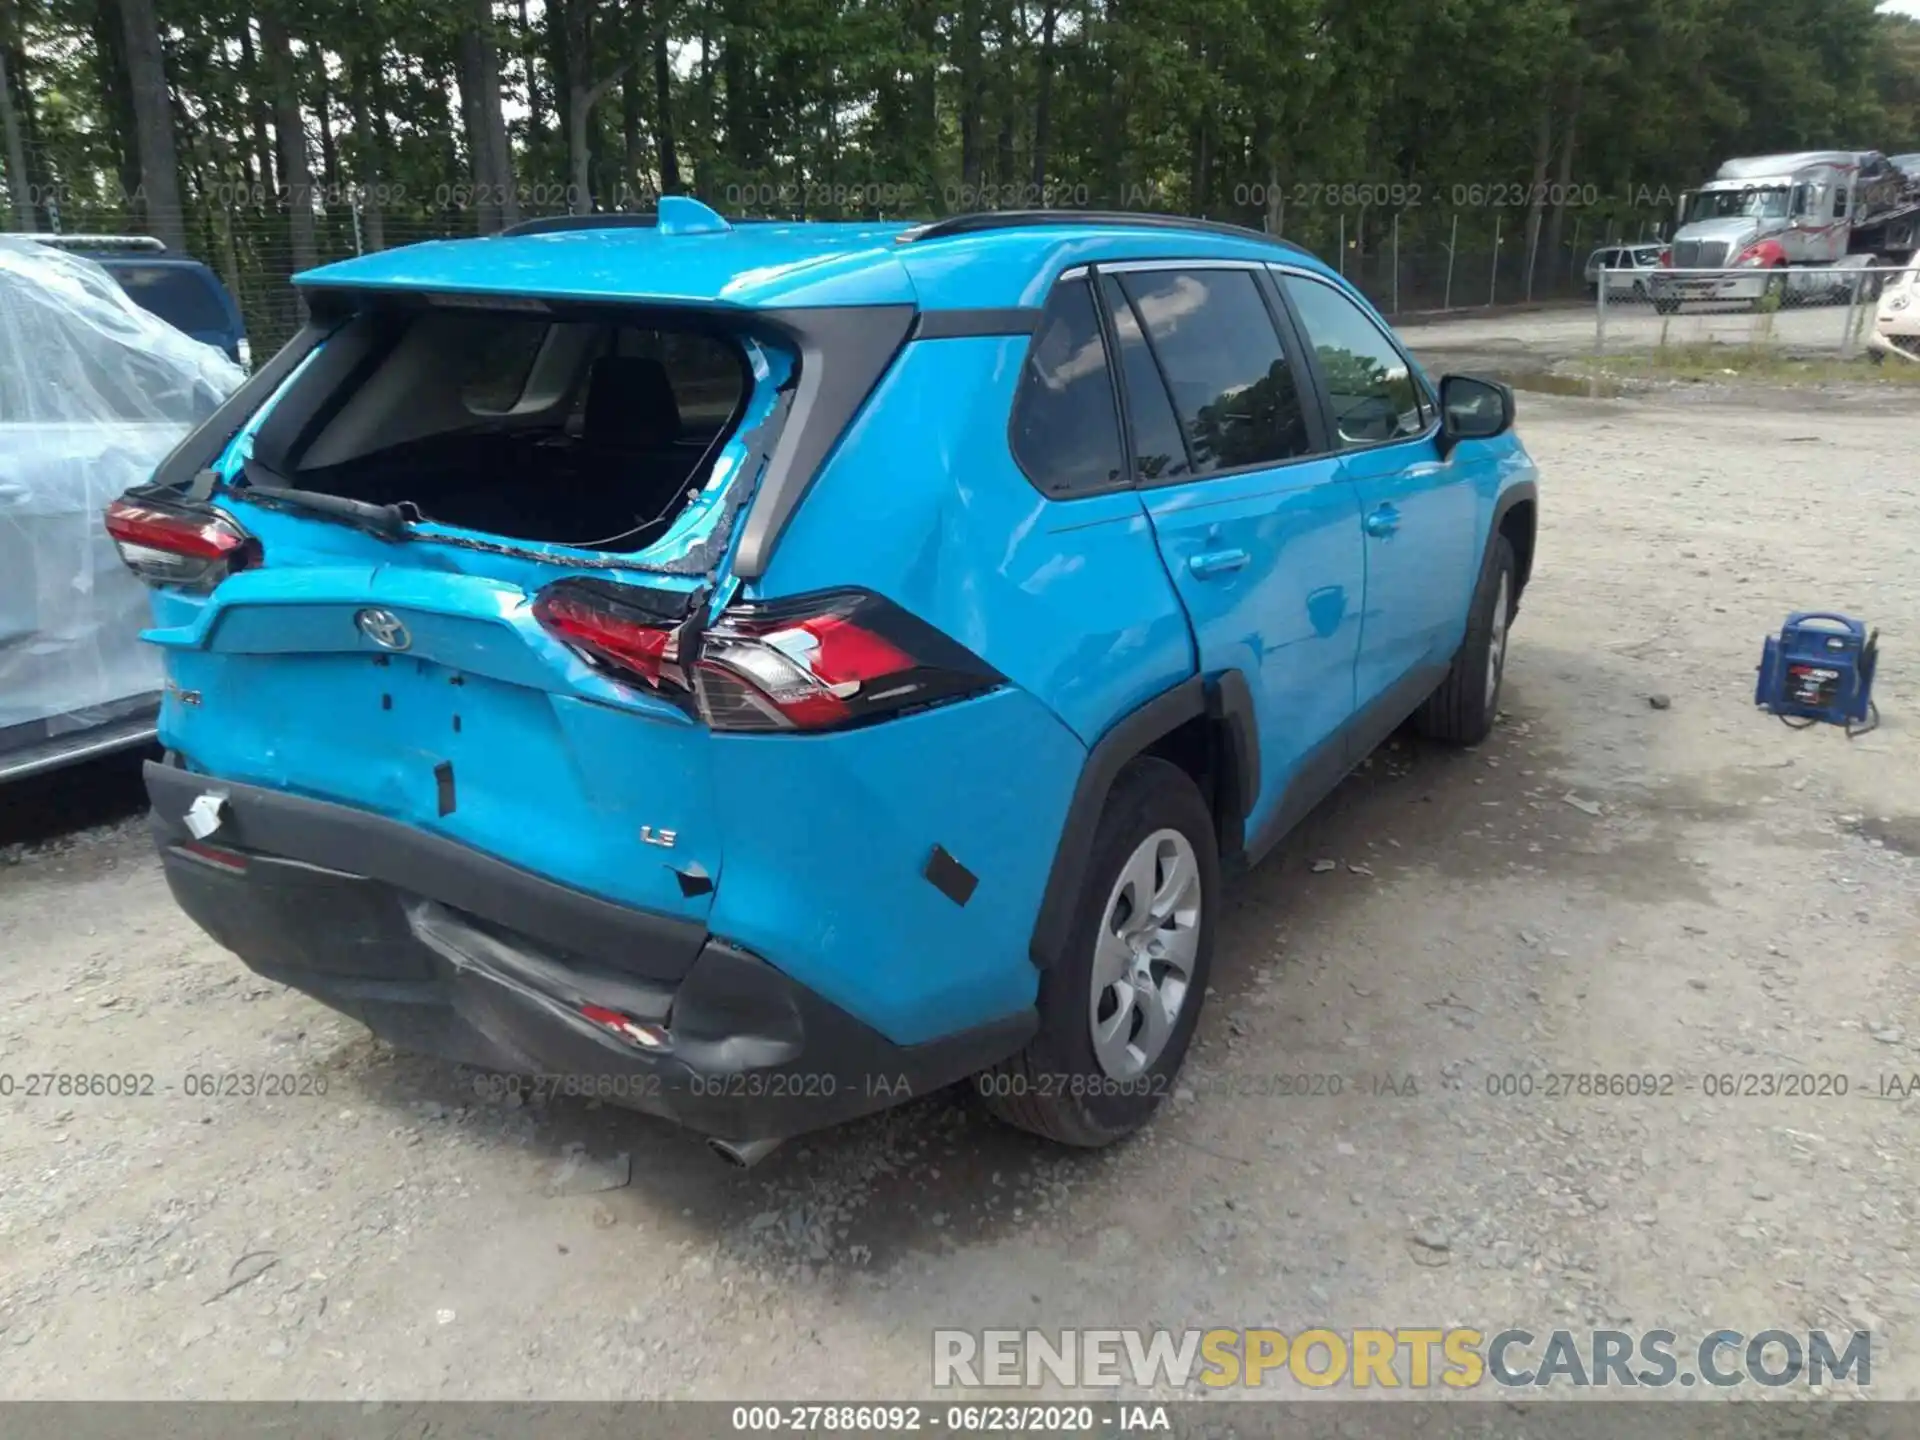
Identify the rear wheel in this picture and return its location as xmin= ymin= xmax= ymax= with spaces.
xmin=1416 ymin=534 xmax=1516 ymax=746
xmin=979 ymin=758 xmax=1217 ymax=1147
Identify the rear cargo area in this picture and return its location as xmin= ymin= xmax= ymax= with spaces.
xmin=258 ymin=307 xmax=751 ymax=552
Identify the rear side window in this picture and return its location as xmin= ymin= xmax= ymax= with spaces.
xmin=1009 ymin=277 xmax=1125 ymax=497
xmin=1118 ymin=268 xmax=1312 ymax=473
xmin=1280 ymin=275 xmax=1429 ymax=447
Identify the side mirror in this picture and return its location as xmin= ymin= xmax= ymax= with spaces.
xmin=1437 ymin=374 xmax=1515 ymax=458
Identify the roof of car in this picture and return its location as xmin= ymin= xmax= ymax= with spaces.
xmin=294 ymin=207 xmax=1343 ymax=313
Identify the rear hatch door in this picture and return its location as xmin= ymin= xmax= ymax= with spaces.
xmin=149 ymin=301 xmax=801 ymax=933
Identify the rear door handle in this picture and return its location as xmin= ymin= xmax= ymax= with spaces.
xmin=1364 ymin=505 xmax=1401 ymax=538
xmin=1188 ymin=548 xmax=1250 ymax=579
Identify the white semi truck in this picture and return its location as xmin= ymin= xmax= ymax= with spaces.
xmin=1651 ymin=150 xmax=1920 ymax=309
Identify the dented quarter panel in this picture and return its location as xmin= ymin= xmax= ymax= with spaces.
xmin=745 ymin=335 xmax=1196 ymax=747
xmin=703 ymin=685 xmax=1083 ymax=1045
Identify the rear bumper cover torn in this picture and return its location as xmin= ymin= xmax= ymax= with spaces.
xmin=145 ymin=760 xmax=1031 ymax=1141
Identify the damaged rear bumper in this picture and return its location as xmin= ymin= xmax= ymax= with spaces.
xmin=145 ymin=760 xmax=1032 ymax=1142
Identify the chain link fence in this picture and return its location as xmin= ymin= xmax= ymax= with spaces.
xmin=4 ymin=181 xmax=1640 ymax=367
xmin=1592 ymin=263 xmax=1912 ymax=363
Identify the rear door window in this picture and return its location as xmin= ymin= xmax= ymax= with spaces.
xmin=1116 ymin=267 xmax=1312 ymax=474
xmin=1008 ymin=276 xmax=1126 ymax=497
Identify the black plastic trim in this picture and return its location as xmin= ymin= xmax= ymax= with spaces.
xmin=1207 ymin=669 xmax=1260 ymax=858
xmin=155 ymin=832 xmax=1037 ymax=1140
xmin=150 ymin=323 xmax=330 ymax=493
xmin=498 ymin=212 xmax=783 ymax=238
xmin=502 ymin=213 xmax=665 ymax=236
xmin=1029 ymin=677 xmax=1207 ymax=969
xmin=898 ymin=210 xmax=1312 ymax=256
xmin=923 ymin=845 xmax=979 ymax=907
xmin=1251 ymin=264 xmax=1335 ymax=459
xmin=145 ymin=760 xmax=708 ymax=982
xmin=1436 ymin=375 xmax=1518 ymax=460
xmin=1240 ymin=660 xmax=1450 ymax=869
xmin=1490 ymin=479 xmax=1540 ymax=599
xmin=731 ymin=304 xmax=918 ymax=579
xmin=910 ymin=307 xmax=1040 ymax=339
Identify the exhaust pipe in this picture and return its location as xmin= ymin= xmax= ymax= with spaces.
xmin=708 ymin=1136 xmax=784 ymax=1169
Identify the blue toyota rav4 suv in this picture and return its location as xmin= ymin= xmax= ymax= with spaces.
xmin=109 ymin=200 xmax=1537 ymax=1163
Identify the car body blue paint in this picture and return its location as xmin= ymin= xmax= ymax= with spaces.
xmin=704 ymin=686 xmax=1084 ymax=1044
xmin=135 ymin=212 xmax=1540 ymax=1073
xmin=296 ymin=224 xmax=920 ymax=310
xmin=294 ymin=219 xmax=1351 ymax=314
xmin=1137 ymin=455 xmax=1364 ymax=840
xmin=748 ymin=334 xmax=1196 ymax=746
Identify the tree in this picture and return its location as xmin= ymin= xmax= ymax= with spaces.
xmin=560 ymin=0 xmax=634 ymax=212
xmin=259 ymin=11 xmax=317 ymax=280
xmin=118 ymin=0 xmax=187 ymax=246
xmin=457 ymin=0 xmax=519 ymax=230
xmin=0 ymin=43 xmax=30 ymax=229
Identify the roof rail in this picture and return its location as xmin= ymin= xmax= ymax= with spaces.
xmin=13 ymin=232 xmax=168 ymax=252
xmin=896 ymin=209 xmax=1309 ymax=253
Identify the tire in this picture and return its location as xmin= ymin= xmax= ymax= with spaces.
xmin=1416 ymin=533 xmax=1517 ymax=746
xmin=978 ymin=757 xmax=1218 ymax=1147
xmin=1753 ymin=269 xmax=1787 ymax=311
xmin=1631 ymin=280 xmax=1648 ymax=302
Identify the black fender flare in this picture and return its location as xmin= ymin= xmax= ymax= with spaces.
xmin=1489 ymin=479 xmax=1539 ymax=599
xmin=1028 ymin=672 xmax=1257 ymax=970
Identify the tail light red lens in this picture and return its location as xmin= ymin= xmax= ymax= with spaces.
xmin=531 ymin=586 xmax=675 ymax=686
xmin=1659 ymin=248 xmax=1673 ymax=267
xmin=105 ymin=491 xmax=258 ymax=591
xmin=531 ymin=581 xmax=1000 ymax=733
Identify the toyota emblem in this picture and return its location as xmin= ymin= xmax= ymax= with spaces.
xmin=356 ymin=608 xmax=412 ymax=651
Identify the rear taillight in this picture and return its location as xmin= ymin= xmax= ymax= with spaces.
xmin=532 ymin=581 xmax=1001 ymax=732
xmin=1658 ymin=248 xmax=1672 ymax=267
xmin=105 ymin=492 xmax=258 ymax=591
xmin=531 ymin=584 xmax=676 ymax=685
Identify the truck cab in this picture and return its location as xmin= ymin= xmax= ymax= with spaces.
xmin=1655 ymin=151 xmax=1903 ymax=305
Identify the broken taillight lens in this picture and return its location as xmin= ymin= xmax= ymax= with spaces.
xmin=531 ymin=581 xmax=1001 ymax=733
xmin=105 ymin=491 xmax=259 ymax=591
xmin=531 ymin=585 xmax=676 ymax=686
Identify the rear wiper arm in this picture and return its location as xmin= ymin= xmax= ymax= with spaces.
xmin=237 ymin=462 xmax=412 ymax=540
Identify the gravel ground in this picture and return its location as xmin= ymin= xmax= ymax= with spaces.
xmin=2 ymin=348 xmax=1917 ymax=1402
